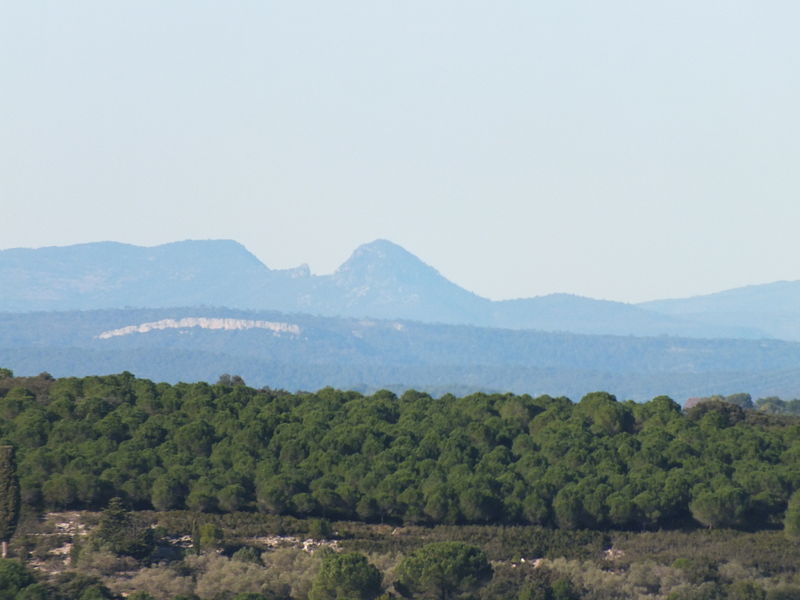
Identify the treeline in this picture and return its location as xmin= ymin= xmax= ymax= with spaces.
xmin=756 ymin=397 xmax=800 ymax=415
xmin=686 ymin=392 xmax=800 ymax=414
xmin=2 ymin=370 xmax=800 ymax=531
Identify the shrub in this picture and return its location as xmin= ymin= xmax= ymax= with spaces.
xmin=309 ymin=552 xmax=382 ymax=600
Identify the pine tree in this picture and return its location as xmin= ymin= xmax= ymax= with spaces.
xmin=92 ymin=497 xmax=154 ymax=559
xmin=0 ymin=445 xmax=20 ymax=558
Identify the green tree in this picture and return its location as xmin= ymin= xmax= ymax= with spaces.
xmin=522 ymin=491 xmax=551 ymax=526
xmin=186 ymin=477 xmax=217 ymax=512
xmin=90 ymin=497 xmax=154 ymax=559
xmin=784 ymin=490 xmax=800 ymax=540
xmin=725 ymin=393 xmax=754 ymax=410
xmin=309 ymin=551 xmax=382 ymax=600
xmin=0 ymin=559 xmax=35 ymax=597
xmin=0 ymin=388 xmax=34 ymax=420
xmin=51 ymin=572 xmax=114 ymax=600
xmin=0 ymin=446 xmax=20 ymax=558
xmin=395 ymin=541 xmax=493 ymax=600
xmin=195 ymin=522 xmax=223 ymax=552
xmin=574 ymin=392 xmax=632 ymax=435
xmin=552 ymin=485 xmax=583 ymax=530
xmin=150 ymin=474 xmax=185 ymax=511
xmin=217 ymin=483 xmax=247 ymax=513
xmin=217 ymin=374 xmax=246 ymax=387
xmin=551 ymin=578 xmax=579 ymax=600
xmin=606 ymin=491 xmax=635 ymax=528
xmin=687 ymin=400 xmax=745 ymax=428
xmin=728 ymin=581 xmax=766 ymax=600
xmin=689 ymin=486 xmax=747 ymax=529
xmin=308 ymin=518 xmax=333 ymax=539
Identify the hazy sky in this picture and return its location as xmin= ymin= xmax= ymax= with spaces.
xmin=2 ymin=2 xmax=799 ymax=303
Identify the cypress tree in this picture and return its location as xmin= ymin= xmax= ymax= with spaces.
xmin=785 ymin=490 xmax=800 ymax=540
xmin=0 ymin=445 xmax=20 ymax=558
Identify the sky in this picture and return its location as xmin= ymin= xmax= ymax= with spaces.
xmin=2 ymin=1 xmax=799 ymax=303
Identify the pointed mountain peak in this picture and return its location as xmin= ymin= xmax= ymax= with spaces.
xmin=336 ymin=239 xmax=437 ymax=279
xmin=321 ymin=239 xmax=486 ymax=322
xmin=349 ymin=238 xmax=418 ymax=260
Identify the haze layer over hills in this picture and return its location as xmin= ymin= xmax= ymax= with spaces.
xmin=1 ymin=239 xmax=795 ymax=340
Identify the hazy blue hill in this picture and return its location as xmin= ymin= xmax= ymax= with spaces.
xmin=0 ymin=239 xmax=280 ymax=311
xmin=643 ymin=280 xmax=800 ymax=313
xmin=305 ymin=239 xmax=490 ymax=323
xmin=490 ymin=293 xmax=765 ymax=338
xmin=640 ymin=280 xmax=800 ymax=341
xmin=2 ymin=307 xmax=799 ymax=400
xmin=0 ymin=238 xmax=790 ymax=339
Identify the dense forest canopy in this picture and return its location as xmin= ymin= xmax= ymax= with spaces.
xmin=1 ymin=370 xmax=800 ymax=533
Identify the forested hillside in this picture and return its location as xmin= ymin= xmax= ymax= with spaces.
xmin=5 ymin=308 xmax=800 ymax=400
xmin=2 ymin=370 xmax=800 ymax=532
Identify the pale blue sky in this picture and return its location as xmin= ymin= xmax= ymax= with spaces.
xmin=2 ymin=1 xmax=799 ymax=303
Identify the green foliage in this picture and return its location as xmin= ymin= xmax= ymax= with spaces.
xmin=725 ymin=393 xmax=754 ymax=410
xmin=15 ymin=512 xmax=800 ymax=600
xmin=309 ymin=551 xmax=382 ymax=600
xmin=395 ymin=541 xmax=493 ymax=600
xmin=217 ymin=484 xmax=247 ymax=512
xmin=50 ymin=572 xmax=114 ymax=600
xmin=756 ymin=397 xmax=800 ymax=416
xmin=151 ymin=475 xmax=184 ymax=511
xmin=689 ymin=486 xmax=748 ymax=529
xmin=217 ymin=374 xmax=246 ymax=387
xmin=89 ymin=497 xmax=154 ymax=559
xmin=4 ymin=372 xmax=800 ymax=536
xmin=15 ymin=583 xmax=51 ymax=600
xmin=308 ymin=518 xmax=333 ymax=540
xmin=671 ymin=557 xmax=720 ymax=585
xmin=551 ymin=578 xmax=579 ymax=600
xmin=196 ymin=522 xmax=223 ymax=552
xmin=766 ymin=587 xmax=800 ymax=600
xmin=727 ymin=581 xmax=766 ymax=600
xmin=574 ymin=392 xmax=632 ymax=435
xmin=785 ymin=490 xmax=800 ymax=540
xmin=686 ymin=400 xmax=746 ymax=428
xmin=614 ymin=529 xmax=800 ymax=578
xmin=0 ymin=446 xmax=20 ymax=550
xmin=231 ymin=546 xmax=263 ymax=565
xmin=127 ymin=593 xmax=157 ymax=600
xmin=0 ymin=559 xmax=35 ymax=598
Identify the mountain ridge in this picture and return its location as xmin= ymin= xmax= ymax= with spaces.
xmin=1 ymin=238 xmax=797 ymax=340
xmin=2 ymin=306 xmax=800 ymax=401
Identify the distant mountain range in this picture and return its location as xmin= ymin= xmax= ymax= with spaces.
xmin=640 ymin=281 xmax=800 ymax=342
xmin=2 ymin=307 xmax=800 ymax=401
xmin=2 ymin=239 xmax=800 ymax=400
xmin=2 ymin=238 xmax=797 ymax=340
